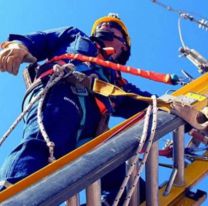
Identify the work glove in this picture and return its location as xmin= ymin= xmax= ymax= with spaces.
xmin=0 ymin=41 xmax=37 ymax=75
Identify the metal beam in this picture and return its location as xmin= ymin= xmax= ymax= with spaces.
xmin=157 ymin=158 xmax=208 ymax=206
xmin=173 ymin=125 xmax=185 ymax=186
xmin=145 ymin=141 xmax=159 ymax=206
xmin=0 ymin=111 xmax=184 ymax=206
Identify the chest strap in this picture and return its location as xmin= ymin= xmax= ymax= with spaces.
xmin=92 ymin=78 xmax=170 ymax=111
xmin=25 ymin=63 xmax=169 ymax=115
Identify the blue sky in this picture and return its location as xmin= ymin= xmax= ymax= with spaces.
xmin=0 ymin=0 xmax=208 ymax=205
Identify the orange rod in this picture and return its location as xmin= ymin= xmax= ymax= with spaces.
xmin=50 ymin=53 xmax=173 ymax=84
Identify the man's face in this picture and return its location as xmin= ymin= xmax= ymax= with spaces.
xmin=95 ymin=22 xmax=128 ymax=60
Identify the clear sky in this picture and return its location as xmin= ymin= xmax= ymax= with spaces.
xmin=0 ymin=0 xmax=208 ymax=205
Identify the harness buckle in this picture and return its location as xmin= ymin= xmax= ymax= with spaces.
xmin=70 ymin=86 xmax=89 ymax=96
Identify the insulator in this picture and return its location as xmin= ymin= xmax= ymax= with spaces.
xmin=198 ymin=19 xmax=208 ymax=30
xmin=180 ymin=13 xmax=194 ymax=21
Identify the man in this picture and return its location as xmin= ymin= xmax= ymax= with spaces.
xmin=0 ymin=13 xmax=151 ymax=204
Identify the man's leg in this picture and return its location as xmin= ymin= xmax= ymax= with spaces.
xmin=0 ymin=139 xmax=49 ymax=191
xmin=0 ymin=82 xmax=82 ymax=191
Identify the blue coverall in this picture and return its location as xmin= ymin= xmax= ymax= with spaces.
xmin=0 ymin=27 xmax=151 ymax=203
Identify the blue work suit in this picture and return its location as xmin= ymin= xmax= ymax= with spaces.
xmin=0 ymin=27 xmax=151 ymax=203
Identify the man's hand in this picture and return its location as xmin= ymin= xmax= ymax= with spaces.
xmin=0 ymin=42 xmax=37 ymax=75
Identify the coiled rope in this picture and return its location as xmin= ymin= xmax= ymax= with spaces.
xmin=112 ymin=95 xmax=158 ymax=206
xmin=0 ymin=64 xmax=74 ymax=163
xmin=37 ymin=64 xmax=74 ymax=162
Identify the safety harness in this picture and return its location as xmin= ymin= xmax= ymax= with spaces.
xmin=28 ymin=53 xmax=173 ymax=109
xmin=22 ymin=53 xmax=173 ymax=142
xmin=1 ymin=53 xmax=208 ymax=192
xmin=0 ymin=52 xmax=179 ymax=165
xmin=38 ymin=53 xmax=208 ymax=163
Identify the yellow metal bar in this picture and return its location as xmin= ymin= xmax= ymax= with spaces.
xmin=173 ymin=72 xmax=208 ymax=110
xmin=169 ymin=192 xmax=207 ymax=206
xmin=173 ymin=72 xmax=208 ymax=97
xmin=159 ymin=159 xmax=208 ymax=206
xmin=141 ymin=157 xmax=208 ymax=206
xmin=0 ymin=111 xmax=143 ymax=202
xmin=159 ymin=72 xmax=208 ymax=112
xmin=93 ymin=73 xmax=208 ymax=112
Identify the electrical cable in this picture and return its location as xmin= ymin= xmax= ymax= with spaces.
xmin=152 ymin=0 xmax=208 ymax=30
xmin=178 ymin=16 xmax=186 ymax=49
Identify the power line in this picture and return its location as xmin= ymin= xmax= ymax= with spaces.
xmin=152 ymin=0 xmax=208 ymax=31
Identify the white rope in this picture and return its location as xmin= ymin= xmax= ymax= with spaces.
xmin=0 ymin=85 xmax=48 ymax=147
xmin=112 ymin=96 xmax=158 ymax=206
xmin=123 ymin=95 xmax=158 ymax=206
xmin=112 ymin=95 xmax=158 ymax=206
xmin=37 ymin=64 xmax=66 ymax=163
xmin=0 ymin=64 xmax=73 ymax=151
xmin=37 ymin=63 xmax=74 ymax=162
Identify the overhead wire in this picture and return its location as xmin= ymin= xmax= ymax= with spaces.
xmin=152 ymin=0 xmax=208 ymax=76
xmin=151 ymin=0 xmax=181 ymax=15
xmin=152 ymin=0 xmax=208 ymax=31
xmin=152 ymin=0 xmax=208 ymax=49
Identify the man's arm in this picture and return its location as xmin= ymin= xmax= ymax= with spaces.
xmin=0 ymin=27 xmax=85 ymax=75
xmin=112 ymin=80 xmax=153 ymax=118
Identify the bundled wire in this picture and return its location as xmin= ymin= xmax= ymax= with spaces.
xmin=185 ymin=153 xmax=208 ymax=161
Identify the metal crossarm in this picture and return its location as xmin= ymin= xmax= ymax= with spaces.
xmin=0 ymin=111 xmax=183 ymax=206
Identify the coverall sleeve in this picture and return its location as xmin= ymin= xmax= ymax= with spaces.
xmin=112 ymin=80 xmax=154 ymax=119
xmin=8 ymin=27 xmax=85 ymax=61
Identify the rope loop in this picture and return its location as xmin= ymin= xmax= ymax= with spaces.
xmin=113 ymin=95 xmax=158 ymax=206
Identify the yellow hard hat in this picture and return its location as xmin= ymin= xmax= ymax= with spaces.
xmin=91 ymin=13 xmax=130 ymax=47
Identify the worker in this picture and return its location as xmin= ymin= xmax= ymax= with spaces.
xmin=0 ymin=13 xmax=151 ymax=204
